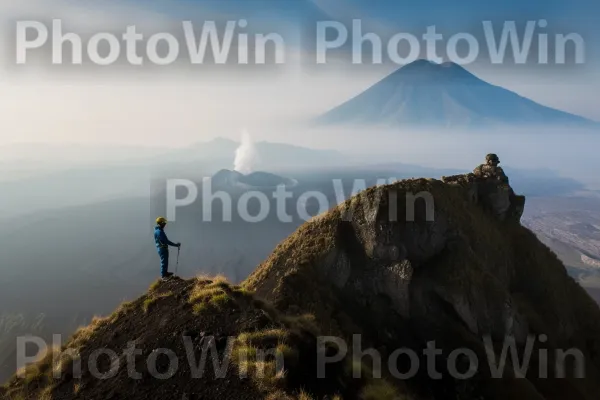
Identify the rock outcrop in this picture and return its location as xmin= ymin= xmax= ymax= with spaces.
xmin=248 ymin=173 xmax=600 ymax=400
xmin=442 ymin=154 xmax=526 ymax=222
xmin=441 ymin=172 xmax=526 ymax=222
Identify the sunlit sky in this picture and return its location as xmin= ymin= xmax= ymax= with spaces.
xmin=0 ymin=0 xmax=598 ymax=148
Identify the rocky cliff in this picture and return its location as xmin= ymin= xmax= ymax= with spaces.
xmin=246 ymin=176 xmax=600 ymax=399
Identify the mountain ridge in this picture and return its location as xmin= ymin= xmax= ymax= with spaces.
xmin=4 ymin=170 xmax=600 ymax=399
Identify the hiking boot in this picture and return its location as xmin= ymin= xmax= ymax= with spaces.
xmin=161 ymin=272 xmax=174 ymax=281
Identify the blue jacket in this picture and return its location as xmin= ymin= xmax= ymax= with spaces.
xmin=154 ymin=225 xmax=178 ymax=251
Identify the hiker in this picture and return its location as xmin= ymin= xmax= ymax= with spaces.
xmin=473 ymin=153 xmax=509 ymax=184
xmin=154 ymin=217 xmax=181 ymax=279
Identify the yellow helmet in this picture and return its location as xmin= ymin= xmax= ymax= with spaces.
xmin=156 ymin=217 xmax=168 ymax=225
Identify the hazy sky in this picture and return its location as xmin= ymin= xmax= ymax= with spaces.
xmin=0 ymin=0 xmax=598 ymax=149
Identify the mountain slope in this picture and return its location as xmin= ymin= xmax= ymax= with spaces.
xmin=316 ymin=60 xmax=598 ymax=128
xmin=246 ymin=177 xmax=600 ymax=399
xmin=4 ymin=174 xmax=600 ymax=399
xmin=1 ymin=277 xmax=388 ymax=400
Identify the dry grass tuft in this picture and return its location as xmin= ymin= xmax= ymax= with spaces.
xmin=108 ymin=300 xmax=136 ymax=323
xmin=188 ymin=275 xmax=239 ymax=314
xmin=148 ymin=279 xmax=162 ymax=291
xmin=238 ymin=329 xmax=289 ymax=346
xmin=142 ymin=291 xmax=174 ymax=313
xmin=297 ymin=391 xmax=315 ymax=400
xmin=232 ymin=326 xmax=298 ymax=392
xmin=359 ymin=379 xmax=404 ymax=400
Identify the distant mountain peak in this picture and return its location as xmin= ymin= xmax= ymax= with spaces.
xmin=399 ymin=59 xmax=460 ymax=71
xmin=210 ymin=169 xmax=296 ymax=190
xmin=385 ymin=59 xmax=479 ymax=85
xmin=316 ymin=60 xmax=598 ymax=128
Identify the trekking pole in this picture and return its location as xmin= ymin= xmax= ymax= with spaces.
xmin=176 ymin=247 xmax=180 ymax=275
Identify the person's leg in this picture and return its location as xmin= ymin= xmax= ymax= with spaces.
xmin=159 ymin=249 xmax=170 ymax=277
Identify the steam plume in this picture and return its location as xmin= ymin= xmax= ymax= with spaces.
xmin=234 ymin=129 xmax=258 ymax=175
